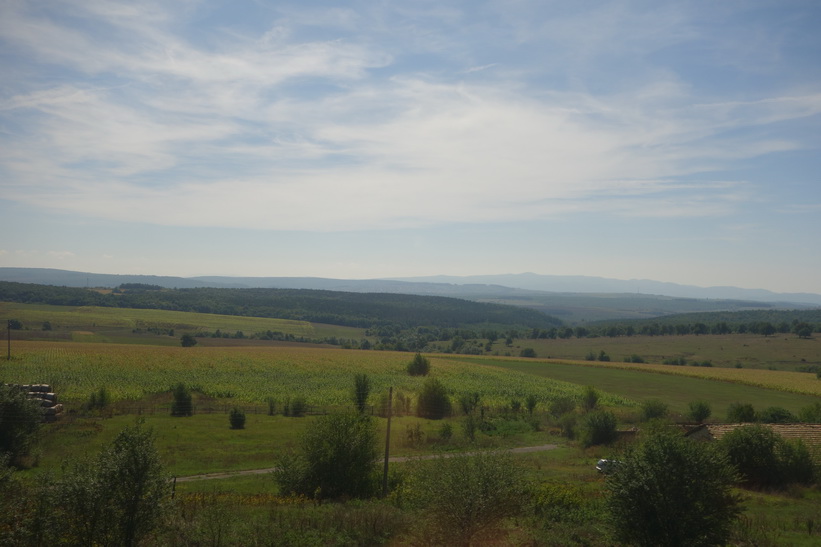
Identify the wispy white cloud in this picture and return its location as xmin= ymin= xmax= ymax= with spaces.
xmin=1 ymin=0 xmax=819 ymax=235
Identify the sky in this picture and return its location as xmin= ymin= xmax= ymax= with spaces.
xmin=1 ymin=0 xmax=820 ymax=294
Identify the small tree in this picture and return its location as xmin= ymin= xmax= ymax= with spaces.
xmin=607 ymin=429 xmax=741 ymax=547
xmin=352 ymin=373 xmax=371 ymax=414
xmin=55 ymin=423 xmax=169 ymax=547
xmin=274 ymin=412 xmax=378 ymax=500
xmin=416 ymin=378 xmax=452 ymax=420
xmin=549 ymin=396 xmax=576 ymax=418
xmin=525 ymin=393 xmax=538 ymax=415
xmin=688 ymin=400 xmax=712 ymax=423
xmin=407 ymin=353 xmax=430 ymax=376
xmin=170 ymin=383 xmax=193 ymax=417
xmin=720 ymin=424 xmax=816 ymax=488
xmin=180 ymin=333 xmax=197 ymax=347
xmin=229 ymin=407 xmax=246 ymax=429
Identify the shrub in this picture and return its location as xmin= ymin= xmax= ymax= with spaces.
xmin=688 ymin=400 xmax=712 ymax=423
xmin=352 ymin=373 xmax=371 ymax=414
xmin=54 ymin=423 xmax=169 ymax=546
xmin=640 ymin=399 xmax=669 ymax=421
xmin=170 ymin=383 xmax=193 ymax=417
xmin=799 ymin=402 xmax=821 ymax=423
xmin=549 ymin=396 xmax=576 ymax=418
xmin=180 ymin=333 xmax=197 ymax=347
xmin=557 ymin=412 xmax=577 ymax=439
xmin=607 ymin=429 xmax=741 ymax=547
xmin=283 ymin=397 xmax=308 ymax=417
xmin=274 ymin=412 xmax=378 ymax=501
xmin=406 ymin=353 xmax=430 ymax=376
xmin=416 ymin=378 xmax=451 ymax=420
xmin=579 ymin=410 xmax=617 ymax=448
xmin=721 ymin=424 xmax=816 ymax=488
xmin=598 ymin=350 xmax=610 ymax=362
xmin=438 ymin=422 xmax=453 ymax=442
xmin=404 ymin=451 xmax=527 ymax=544
xmin=758 ymin=406 xmax=797 ymax=423
xmin=519 ymin=347 xmax=537 ymax=358
xmin=581 ymin=386 xmax=599 ymax=412
xmin=0 ymin=385 xmax=43 ymax=466
xmin=229 ymin=407 xmax=246 ymax=429
xmin=525 ymin=393 xmax=538 ymax=415
xmin=726 ymin=402 xmax=756 ymax=423
xmin=265 ymin=397 xmax=276 ymax=416
xmin=458 ymin=392 xmax=481 ymax=416
xmin=85 ymin=386 xmax=111 ymax=413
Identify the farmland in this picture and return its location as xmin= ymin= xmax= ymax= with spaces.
xmin=3 ymin=300 xmax=821 ymax=545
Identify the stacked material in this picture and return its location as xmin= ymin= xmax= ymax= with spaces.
xmin=6 ymin=384 xmax=64 ymax=422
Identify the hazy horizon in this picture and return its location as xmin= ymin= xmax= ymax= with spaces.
xmin=2 ymin=2 xmax=819 ymax=293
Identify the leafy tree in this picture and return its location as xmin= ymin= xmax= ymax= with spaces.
xmin=180 ymin=333 xmax=197 ymax=347
xmin=726 ymin=402 xmax=756 ymax=423
xmin=0 ymin=385 xmax=43 ymax=466
xmin=640 ymin=399 xmax=669 ymax=421
xmin=799 ymin=402 xmax=821 ymax=423
xmin=607 ymin=429 xmax=741 ymax=547
xmin=7 ymin=319 xmax=22 ymax=330
xmin=405 ymin=451 xmax=526 ymax=544
xmin=55 ymin=422 xmax=169 ymax=547
xmin=416 ymin=378 xmax=452 ymax=419
xmin=406 ymin=353 xmax=430 ymax=376
xmin=579 ymin=410 xmax=617 ymax=447
xmin=352 ymin=373 xmax=371 ymax=414
xmin=525 ymin=393 xmax=538 ymax=415
xmin=274 ymin=412 xmax=378 ymax=500
xmin=519 ymin=347 xmax=537 ymax=358
xmin=229 ymin=407 xmax=246 ymax=429
xmin=170 ymin=383 xmax=193 ymax=417
xmin=459 ymin=392 xmax=481 ymax=416
xmin=688 ymin=400 xmax=712 ymax=423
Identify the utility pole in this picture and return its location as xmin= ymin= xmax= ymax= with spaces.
xmin=7 ymin=319 xmax=11 ymax=360
xmin=382 ymin=386 xmax=393 ymax=498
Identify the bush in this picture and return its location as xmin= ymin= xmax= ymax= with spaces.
xmin=170 ymin=383 xmax=193 ymax=417
xmin=404 ymin=451 xmax=527 ymax=544
xmin=416 ymin=378 xmax=451 ymax=420
xmin=607 ymin=429 xmax=741 ymax=547
xmin=726 ymin=402 xmax=756 ymax=423
xmin=720 ymin=424 xmax=816 ymax=489
xmin=458 ymin=392 xmax=481 ymax=416
xmin=640 ymin=399 xmax=669 ymax=421
xmin=352 ymin=373 xmax=371 ymax=414
xmin=406 ymin=353 xmax=430 ymax=376
xmin=180 ymin=333 xmax=197 ymax=347
xmin=54 ymin=423 xmax=169 ymax=546
xmin=519 ymin=347 xmax=537 ymax=358
xmin=579 ymin=410 xmax=617 ymax=447
xmin=799 ymin=402 xmax=821 ymax=423
xmin=265 ymin=397 xmax=276 ymax=416
xmin=0 ymin=386 xmax=43 ymax=466
xmin=85 ymin=386 xmax=111 ymax=413
xmin=758 ymin=406 xmax=797 ymax=423
xmin=581 ymin=386 xmax=599 ymax=412
xmin=274 ymin=412 xmax=378 ymax=501
xmin=229 ymin=407 xmax=246 ymax=429
xmin=283 ymin=397 xmax=308 ymax=417
xmin=687 ymin=400 xmax=712 ymax=423
xmin=549 ymin=396 xmax=576 ymax=418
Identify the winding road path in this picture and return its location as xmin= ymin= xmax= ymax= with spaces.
xmin=175 ymin=443 xmax=560 ymax=483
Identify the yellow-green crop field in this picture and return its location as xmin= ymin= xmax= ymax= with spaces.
xmin=2 ymin=341 xmax=633 ymax=408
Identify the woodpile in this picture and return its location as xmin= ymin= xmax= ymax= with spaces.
xmin=5 ymin=383 xmax=64 ymax=422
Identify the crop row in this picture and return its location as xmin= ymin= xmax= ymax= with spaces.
xmin=4 ymin=341 xmax=633 ymax=408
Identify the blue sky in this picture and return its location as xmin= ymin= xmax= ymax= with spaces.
xmin=1 ymin=0 xmax=820 ymax=293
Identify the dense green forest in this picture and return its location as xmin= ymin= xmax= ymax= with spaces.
xmin=0 ymin=281 xmax=561 ymax=330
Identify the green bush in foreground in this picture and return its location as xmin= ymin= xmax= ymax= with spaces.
xmin=579 ymin=410 xmax=617 ymax=447
xmin=0 ymin=385 xmax=43 ymax=466
xmin=607 ymin=429 xmax=741 ymax=547
xmin=274 ymin=412 xmax=378 ymax=501
xmin=403 ymin=451 xmax=526 ymax=545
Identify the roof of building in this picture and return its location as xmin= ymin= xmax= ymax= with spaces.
xmin=685 ymin=423 xmax=821 ymax=446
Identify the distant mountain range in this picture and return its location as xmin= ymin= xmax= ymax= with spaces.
xmin=1 ymin=268 xmax=819 ymax=322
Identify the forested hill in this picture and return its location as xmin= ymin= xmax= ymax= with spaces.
xmin=0 ymin=281 xmax=562 ymax=330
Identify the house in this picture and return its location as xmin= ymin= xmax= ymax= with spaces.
xmin=685 ymin=423 xmax=821 ymax=447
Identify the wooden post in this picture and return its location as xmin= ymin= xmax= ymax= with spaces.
xmin=382 ymin=386 xmax=393 ymax=498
